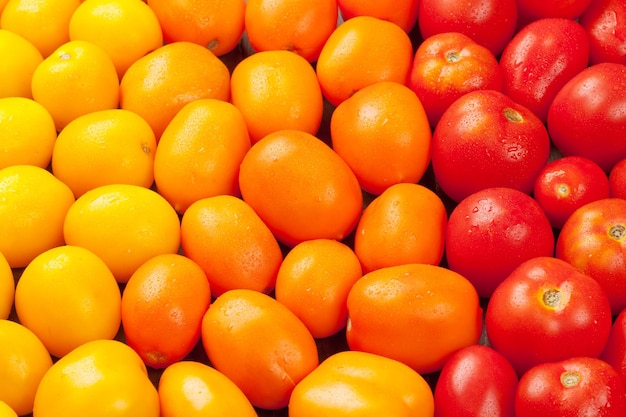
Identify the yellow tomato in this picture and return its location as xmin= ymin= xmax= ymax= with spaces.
xmin=0 ymin=401 xmax=17 ymax=417
xmin=0 ymin=252 xmax=13 ymax=319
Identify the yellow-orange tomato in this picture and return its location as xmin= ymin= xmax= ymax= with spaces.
xmin=201 ymin=289 xmax=319 ymax=410
xmin=0 ymin=29 xmax=43 ymax=98
xmin=354 ymin=183 xmax=447 ymax=273
xmin=275 ymin=238 xmax=362 ymax=338
xmin=33 ymin=339 xmax=160 ymax=417
xmin=0 ymin=252 xmax=13 ymax=320
xmin=289 ymin=350 xmax=435 ymax=417
xmin=239 ymin=129 xmax=363 ymax=247
xmin=346 ymin=263 xmax=483 ymax=374
xmin=121 ymin=253 xmax=211 ymax=369
xmin=158 ymin=360 xmax=258 ymax=417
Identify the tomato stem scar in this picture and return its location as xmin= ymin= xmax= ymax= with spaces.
xmin=445 ymin=50 xmax=461 ymax=63
xmin=503 ymin=108 xmax=523 ymax=123
xmin=543 ymin=288 xmax=561 ymax=308
xmin=609 ymin=224 xmax=625 ymax=241
xmin=560 ymin=371 xmax=581 ymax=388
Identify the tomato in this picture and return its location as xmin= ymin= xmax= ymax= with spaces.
xmin=431 ymin=90 xmax=551 ymax=203
xmin=556 ymin=198 xmax=626 ymax=315
xmin=533 ymin=156 xmax=610 ymax=229
xmin=580 ymin=0 xmax=626 ymax=65
xmin=434 ymin=344 xmax=518 ymax=417
xmin=445 ymin=187 xmax=555 ymax=298
xmin=417 ymin=0 xmax=518 ymax=56
xmin=499 ymin=18 xmax=590 ymax=124
xmin=515 ymin=357 xmax=626 ymax=417
xmin=516 ymin=0 xmax=593 ymax=24
xmin=547 ymin=63 xmax=626 ymax=172
xmin=408 ymin=31 xmax=503 ymax=127
xmin=609 ymin=158 xmax=626 ymax=199
xmin=601 ymin=309 xmax=626 ymax=385
xmin=486 ymin=256 xmax=613 ymax=376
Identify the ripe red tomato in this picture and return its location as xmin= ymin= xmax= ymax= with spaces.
xmin=434 ymin=344 xmax=518 ymax=417
xmin=533 ymin=156 xmax=610 ymax=229
xmin=515 ymin=357 xmax=626 ymax=417
xmin=432 ymin=90 xmax=551 ymax=204
xmin=516 ymin=0 xmax=593 ymax=24
xmin=486 ymin=256 xmax=613 ymax=375
xmin=601 ymin=308 xmax=626 ymax=386
xmin=499 ymin=18 xmax=590 ymax=123
xmin=408 ymin=31 xmax=503 ymax=127
xmin=579 ymin=0 xmax=626 ymax=65
xmin=445 ymin=187 xmax=555 ymax=298
xmin=547 ymin=63 xmax=626 ymax=172
xmin=417 ymin=0 xmax=518 ymax=56
xmin=609 ymin=158 xmax=626 ymax=199
xmin=556 ymin=198 xmax=626 ymax=315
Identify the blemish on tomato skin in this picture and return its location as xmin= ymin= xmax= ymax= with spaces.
xmin=608 ymin=224 xmax=625 ymax=241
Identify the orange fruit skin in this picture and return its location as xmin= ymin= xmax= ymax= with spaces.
xmin=0 ymin=29 xmax=43 ymax=98
xmin=346 ymin=263 xmax=483 ymax=374
xmin=201 ymin=289 xmax=319 ymax=410
xmin=330 ymin=81 xmax=432 ymax=195
xmin=0 ymin=253 xmax=12 ymax=320
xmin=239 ymin=129 xmax=363 ymax=247
xmin=180 ymin=195 xmax=283 ymax=296
xmin=316 ymin=15 xmax=414 ymax=107
xmin=354 ymin=183 xmax=448 ymax=273
xmin=338 ymin=0 xmax=420 ymax=33
xmin=120 ymin=41 xmax=231 ymax=140
xmin=121 ymin=253 xmax=211 ymax=369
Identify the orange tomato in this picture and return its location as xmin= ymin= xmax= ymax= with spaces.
xmin=0 ymin=29 xmax=43 ymax=98
xmin=330 ymin=81 xmax=432 ymax=195
xmin=289 ymin=350 xmax=435 ymax=417
xmin=274 ymin=238 xmax=363 ymax=338
xmin=346 ymin=263 xmax=483 ymax=374
xmin=180 ymin=195 xmax=283 ymax=296
xmin=244 ymin=0 xmax=338 ymax=63
xmin=354 ymin=183 xmax=447 ymax=273
xmin=121 ymin=253 xmax=211 ymax=369
xmin=316 ymin=15 xmax=414 ymax=107
xmin=239 ymin=129 xmax=363 ymax=247
xmin=201 ymin=289 xmax=319 ymax=410
xmin=337 ymin=0 xmax=420 ymax=33
xmin=158 ymin=360 xmax=258 ymax=417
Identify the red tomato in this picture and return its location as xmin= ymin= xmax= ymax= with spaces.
xmin=515 ymin=357 xmax=626 ymax=417
xmin=580 ymin=0 xmax=626 ymax=65
xmin=418 ymin=0 xmax=518 ymax=56
xmin=516 ymin=0 xmax=593 ymax=24
xmin=486 ymin=256 xmax=613 ymax=376
xmin=434 ymin=344 xmax=518 ymax=417
xmin=601 ymin=308 xmax=626 ymax=386
xmin=609 ymin=158 xmax=626 ymax=199
xmin=533 ymin=156 xmax=610 ymax=229
xmin=432 ymin=89 xmax=551 ymax=203
xmin=408 ymin=31 xmax=503 ymax=127
xmin=547 ymin=63 xmax=626 ymax=172
xmin=445 ymin=187 xmax=555 ymax=298
xmin=556 ymin=198 xmax=626 ymax=315
xmin=499 ymin=18 xmax=590 ymax=124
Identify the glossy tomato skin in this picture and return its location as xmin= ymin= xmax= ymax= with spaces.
xmin=609 ymin=158 xmax=626 ymax=199
xmin=486 ymin=256 xmax=613 ymax=376
xmin=556 ymin=198 xmax=626 ymax=315
xmin=445 ymin=187 xmax=555 ymax=298
xmin=547 ymin=63 xmax=626 ymax=172
xmin=434 ymin=344 xmax=518 ymax=417
xmin=432 ymin=90 xmax=551 ymax=203
xmin=516 ymin=0 xmax=593 ymax=24
xmin=408 ymin=31 xmax=503 ymax=127
xmin=579 ymin=0 xmax=626 ymax=65
xmin=500 ymin=18 xmax=590 ymax=123
xmin=515 ymin=357 xmax=626 ymax=417
xmin=601 ymin=309 xmax=626 ymax=386
xmin=418 ymin=0 xmax=518 ymax=56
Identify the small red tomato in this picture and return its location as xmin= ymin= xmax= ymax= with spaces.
xmin=408 ymin=31 xmax=503 ymax=127
xmin=486 ymin=256 xmax=613 ymax=375
xmin=515 ymin=357 xmax=626 ymax=417
xmin=609 ymin=158 xmax=626 ymax=199
xmin=601 ymin=308 xmax=626 ymax=386
xmin=547 ymin=63 xmax=626 ymax=172
xmin=432 ymin=90 xmax=551 ymax=203
xmin=445 ymin=187 xmax=555 ymax=298
xmin=434 ymin=344 xmax=518 ymax=417
xmin=533 ymin=156 xmax=610 ymax=229
xmin=579 ymin=0 xmax=626 ymax=65
xmin=516 ymin=0 xmax=593 ymax=24
xmin=500 ymin=18 xmax=590 ymax=123
xmin=556 ymin=198 xmax=626 ymax=315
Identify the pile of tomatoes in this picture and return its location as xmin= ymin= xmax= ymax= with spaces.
xmin=1 ymin=0 xmax=626 ymax=416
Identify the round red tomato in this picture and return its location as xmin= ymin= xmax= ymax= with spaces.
xmin=445 ymin=187 xmax=555 ymax=298
xmin=556 ymin=198 xmax=626 ymax=315
xmin=434 ymin=344 xmax=518 ymax=417
xmin=580 ymin=0 xmax=626 ymax=65
xmin=516 ymin=0 xmax=593 ymax=24
xmin=609 ymin=158 xmax=626 ymax=199
xmin=515 ymin=357 xmax=626 ymax=417
xmin=547 ymin=63 xmax=626 ymax=173
xmin=408 ymin=31 xmax=503 ymax=127
xmin=499 ymin=18 xmax=590 ymax=124
xmin=417 ymin=0 xmax=518 ymax=56
xmin=533 ymin=155 xmax=610 ymax=229
xmin=432 ymin=90 xmax=551 ymax=204
xmin=601 ymin=308 xmax=626 ymax=386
